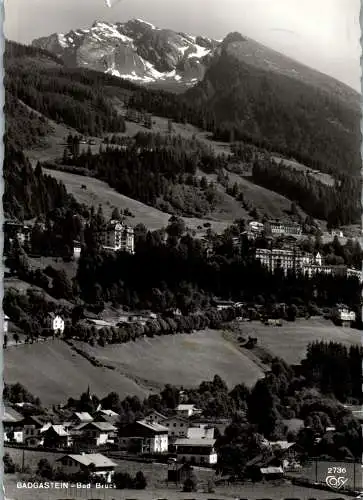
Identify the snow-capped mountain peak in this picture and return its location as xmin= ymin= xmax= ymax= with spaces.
xmin=32 ymin=19 xmax=220 ymax=88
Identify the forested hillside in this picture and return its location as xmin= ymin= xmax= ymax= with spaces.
xmin=185 ymin=51 xmax=361 ymax=177
xmin=4 ymin=146 xmax=81 ymax=221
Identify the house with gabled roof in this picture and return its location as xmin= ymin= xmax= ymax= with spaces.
xmin=74 ymin=421 xmax=117 ymax=447
xmin=175 ymin=404 xmax=202 ymax=418
xmin=118 ymin=420 xmax=168 ymax=454
xmin=41 ymin=424 xmax=72 ymax=449
xmin=159 ymin=415 xmax=189 ymax=439
xmin=174 ymin=437 xmax=217 ymax=465
xmin=3 ymin=406 xmax=24 ymax=443
xmin=56 ymin=453 xmax=117 ymax=483
xmin=22 ymin=415 xmax=50 ymax=447
xmin=144 ymin=410 xmax=168 ymax=425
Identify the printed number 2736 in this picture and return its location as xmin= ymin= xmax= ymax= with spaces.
xmin=327 ymin=467 xmax=347 ymax=474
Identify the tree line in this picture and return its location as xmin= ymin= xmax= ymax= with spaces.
xmin=252 ymin=159 xmax=360 ymax=225
xmin=60 ymin=138 xmax=222 ymax=217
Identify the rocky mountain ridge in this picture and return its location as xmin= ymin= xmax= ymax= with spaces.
xmin=32 ymin=18 xmax=220 ymax=87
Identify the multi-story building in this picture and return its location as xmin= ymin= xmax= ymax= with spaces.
xmin=269 ymin=220 xmax=302 ymax=237
xmin=256 ymin=249 xmax=354 ymax=279
xmin=255 ymin=248 xmax=311 ymax=275
xmin=347 ymin=268 xmax=362 ymax=280
xmin=100 ymin=219 xmax=134 ymax=254
xmin=174 ymin=438 xmax=218 ymax=465
xmin=118 ymin=420 xmax=169 ymax=454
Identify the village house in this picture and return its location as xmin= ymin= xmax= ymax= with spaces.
xmin=332 ymin=304 xmax=356 ymax=327
xmin=100 ymin=219 xmax=134 ymax=254
xmin=212 ymin=300 xmax=236 ymax=312
xmin=144 ymin=410 xmax=168 ymax=425
xmin=118 ymin=420 xmax=169 ymax=454
xmin=74 ymin=421 xmax=117 ymax=447
xmin=3 ymin=406 xmax=24 ymax=444
xmin=56 ymin=453 xmax=117 ymax=483
xmin=160 ymin=416 xmax=189 ymax=439
xmin=41 ymin=424 xmax=72 ymax=449
xmin=47 ymin=313 xmax=65 ymax=336
xmin=175 ymin=404 xmax=202 ymax=418
xmin=268 ymin=441 xmax=303 ymax=469
xmin=174 ymin=438 xmax=218 ymax=465
xmin=22 ymin=415 xmax=49 ymax=447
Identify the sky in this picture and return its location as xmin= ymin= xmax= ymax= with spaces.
xmin=4 ymin=0 xmax=362 ymax=91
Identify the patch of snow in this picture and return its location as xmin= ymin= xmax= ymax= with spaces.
xmin=174 ymin=74 xmax=182 ymax=81
xmin=136 ymin=18 xmax=156 ymax=29
xmin=177 ymin=45 xmax=190 ymax=55
xmin=165 ymin=69 xmax=176 ymax=78
xmin=68 ymin=37 xmax=74 ymax=43
xmin=57 ymin=34 xmax=68 ymax=48
xmin=188 ymin=45 xmax=210 ymax=59
xmin=144 ymin=60 xmax=164 ymax=79
xmin=93 ymin=22 xmax=133 ymax=43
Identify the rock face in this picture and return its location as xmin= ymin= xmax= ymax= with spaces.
xmin=32 ymin=19 xmax=220 ymax=88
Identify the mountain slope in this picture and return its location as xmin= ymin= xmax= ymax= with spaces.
xmin=32 ymin=19 xmax=218 ymax=88
xmin=185 ymin=36 xmax=361 ymax=177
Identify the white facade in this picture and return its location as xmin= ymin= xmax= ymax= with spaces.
xmin=175 ymin=438 xmax=218 ymax=465
xmin=73 ymin=243 xmax=82 ymax=260
xmin=50 ymin=315 xmax=65 ymax=334
xmin=4 ymin=314 xmax=9 ymax=334
xmin=4 ymin=429 xmax=23 ymax=443
xmin=269 ymin=221 xmax=302 ymax=236
xmin=101 ymin=219 xmax=134 ymax=254
xmin=176 ymin=404 xmax=199 ymax=418
xmin=334 ymin=306 xmax=356 ymax=322
xmin=148 ymin=433 xmax=168 ymax=453
xmin=119 ymin=433 xmax=168 ymax=453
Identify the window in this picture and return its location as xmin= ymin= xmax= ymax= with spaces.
xmin=173 ymin=423 xmax=176 ymax=427
xmin=180 ymin=423 xmax=184 ymax=427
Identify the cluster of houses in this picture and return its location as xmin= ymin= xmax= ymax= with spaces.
xmin=3 ymin=406 xmax=119 ymax=449
xmin=3 ymin=403 xmax=220 ymax=467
